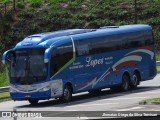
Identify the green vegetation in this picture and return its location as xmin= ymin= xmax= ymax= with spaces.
xmin=0 ymin=65 xmax=9 ymax=87
xmin=0 ymin=92 xmax=10 ymax=101
xmin=0 ymin=0 xmax=160 ymax=87
xmin=30 ymin=0 xmax=42 ymax=8
xmin=157 ymin=66 xmax=160 ymax=74
xmin=0 ymin=0 xmax=160 ymax=52
xmin=156 ymin=53 xmax=160 ymax=61
xmin=145 ymin=98 xmax=160 ymax=103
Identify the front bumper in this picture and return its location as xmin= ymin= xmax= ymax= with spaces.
xmin=10 ymin=90 xmax=51 ymax=100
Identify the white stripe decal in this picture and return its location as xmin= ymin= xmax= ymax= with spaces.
xmin=112 ymin=55 xmax=142 ymax=71
xmin=78 ymin=77 xmax=97 ymax=91
xmin=126 ymin=49 xmax=154 ymax=59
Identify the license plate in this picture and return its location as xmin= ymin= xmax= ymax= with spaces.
xmin=25 ymin=95 xmax=31 ymax=98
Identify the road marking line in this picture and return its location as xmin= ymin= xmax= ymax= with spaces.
xmin=67 ymin=110 xmax=78 ymax=111
xmin=151 ymin=109 xmax=160 ymax=111
xmin=100 ymin=97 xmax=148 ymax=101
xmin=116 ymin=106 xmax=145 ymax=111
xmin=66 ymin=103 xmax=119 ymax=108
xmin=77 ymin=117 xmax=89 ymax=120
xmin=77 ymin=116 xmax=89 ymax=120
xmin=135 ymin=91 xmax=160 ymax=95
xmin=65 ymin=97 xmax=147 ymax=108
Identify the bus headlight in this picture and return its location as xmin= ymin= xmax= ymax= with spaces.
xmin=39 ymin=86 xmax=50 ymax=92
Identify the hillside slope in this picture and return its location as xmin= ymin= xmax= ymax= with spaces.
xmin=0 ymin=0 xmax=160 ymax=52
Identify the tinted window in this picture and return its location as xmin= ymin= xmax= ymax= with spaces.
xmin=128 ymin=32 xmax=145 ymax=48
xmin=50 ymin=42 xmax=73 ymax=76
xmin=89 ymin=36 xmax=120 ymax=54
xmin=143 ymin=30 xmax=154 ymax=45
xmin=75 ymin=40 xmax=90 ymax=56
xmin=75 ymin=31 xmax=152 ymax=56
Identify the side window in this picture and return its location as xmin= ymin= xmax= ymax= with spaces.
xmin=143 ymin=30 xmax=154 ymax=45
xmin=75 ymin=31 xmax=150 ymax=57
xmin=50 ymin=42 xmax=73 ymax=76
xmin=75 ymin=40 xmax=90 ymax=56
xmin=77 ymin=44 xmax=89 ymax=56
xmin=116 ymin=34 xmax=130 ymax=49
xmin=75 ymin=35 xmax=128 ymax=56
xmin=130 ymin=32 xmax=145 ymax=48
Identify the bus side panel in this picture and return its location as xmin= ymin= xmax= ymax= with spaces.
xmin=52 ymin=45 xmax=156 ymax=93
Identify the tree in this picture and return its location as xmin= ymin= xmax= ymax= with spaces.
xmin=0 ymin=12 xmax=3 ymax=37
xmin=13 ymin=0 xmax=15 ymax=10
xmin=134 ymin=0 xmax=137 ymax=24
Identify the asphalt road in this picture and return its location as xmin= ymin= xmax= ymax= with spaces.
xmin=0 ymin=75 xmax=160 ymax=120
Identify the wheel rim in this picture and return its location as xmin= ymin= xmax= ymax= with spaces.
xmin=133 ymin=74 xmax=138 ymax=86
xmin=64 ymin=88 xmax=70 ymax=100
xmin=123 ymin=75 xmax=129 ymax=90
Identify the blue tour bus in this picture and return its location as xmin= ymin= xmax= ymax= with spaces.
xmin=2 ymin=24 xmax=157 ymax=104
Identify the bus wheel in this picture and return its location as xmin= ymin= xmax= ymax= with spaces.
xmin=28 ymin=100 xmax=39 ymax=105
xmin=130 ymin=72 xmax=140 ymax=89
xmin=60 ymin=85 xmax=72 ymax=102
xmin=121 ymin=74 xmax=130 ymax=91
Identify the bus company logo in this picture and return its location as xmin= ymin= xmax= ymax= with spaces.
xmin=86 ymin=56 xmax=104 ymax=67
xmin=1 ymin=112 xmax=42 ymax=118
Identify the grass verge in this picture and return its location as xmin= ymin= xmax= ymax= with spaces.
xmin=157 ymin=66 xmax=160 ymax=74
xmin=144 ymin=98 xmax=160 ymax=103
xmin=0 ymin=92 xmax=10 ymax=102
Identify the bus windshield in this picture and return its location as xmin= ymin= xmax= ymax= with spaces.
xmin=10 ymin=48 xmax=47 ymax=84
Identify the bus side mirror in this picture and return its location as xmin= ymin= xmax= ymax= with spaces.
xmin=2 ymin=49 xmax=14 ymax=64
xmin=44 ymin=48 xmax=51 ymax=63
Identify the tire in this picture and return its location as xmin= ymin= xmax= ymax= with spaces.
xmin=130 ymin=72 xmax=140 ymax=89
xmin=28 ymin=100 xmax=39 ymax=105
xmin=121 ymin=74 xmax=130 ymax=91
xmin=60 ymin=85 xmax=72 ymax=102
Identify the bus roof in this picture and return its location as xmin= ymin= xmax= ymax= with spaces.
xmin=15 ymin=24 xmax=152 ymax=49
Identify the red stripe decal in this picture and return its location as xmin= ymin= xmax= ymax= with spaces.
xmin=115 ymin=61 xmax=138 ymax=70
xmin=140 ymin=46 xmax=153 ymax=51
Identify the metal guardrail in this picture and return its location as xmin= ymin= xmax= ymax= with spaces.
xmin=0 ymin=86 xmax=9 ymax=93
xmin=157 ymin=61 xmax=160 ymax=66
xmin=0 ymin=61 xmax=160 ymax=93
